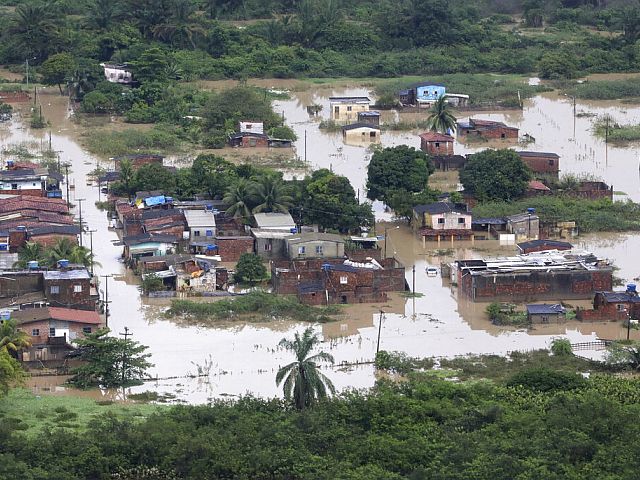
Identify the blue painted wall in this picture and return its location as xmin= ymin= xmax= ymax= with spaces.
xmin=416 ymin=85 xmax=446 ymax=102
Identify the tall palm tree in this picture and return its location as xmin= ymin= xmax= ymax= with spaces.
xmin=223 ymin=178 xmax=254 ymax=220
xmin=45 ymin=237 xmax=76 ymax=266
xmin=14 ymin=242 xmax=45 ymax=268
xmin=0 ymin=320 xmax=31 ymax=358
xmin=426 ymin=96 xmax=457 ymax=134
xmin=276 ymin=327 xmax=335 ymax=410
xmin=86 ymin=0 xmax=123 ymax=30
xmin=152 ymin=0 xmax=206 ymax=48
xmin=9 ymin=2 xmax=60 ymax=60
xmin=251 ymin=175 xmax=292 ymax=214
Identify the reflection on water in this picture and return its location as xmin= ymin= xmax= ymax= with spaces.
xmin=2 ymin=87 xmax=640 ymax=404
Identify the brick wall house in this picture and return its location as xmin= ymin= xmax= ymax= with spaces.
xmin=457 ymin=119 xmax=518 ymax=139
xmin=419 ymin=132 xmax=454 ymax=156
xmin=215 ymin=236 xmax=254 ymax=262
xmin=516 ymin=151 xmax=560 ymax=178
xmin=43 ymin=269 xmax=95 ymax=310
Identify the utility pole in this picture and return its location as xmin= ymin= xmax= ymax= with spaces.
xmin=304 ymin=129 xmax=307 ymax=164
xmin=100 ymin=274 xmax=113 ymax=327
xmin=119 ymin=326 xmax=131 ymax=387
xmin=76 ymin=198 xmax=85 ymax=247
xmin=64 ymin=164 xmax=70 ymax=208
xmin=627 ymin=310 xmax=631 ymax=341
xmin=412 ymin=264 xmax=416 ymax=295
xmin=25 ymin=58 xmax=29 ymax=90
xmin=605 ymin=115 xmax=610 ymax=167
xmin=376 ymin=310 xmax=384 ymax=355
xmin=572 ymin=95 xmax=576 ymax=140
xmin=87 ymin=229 xmax=96 ymax=276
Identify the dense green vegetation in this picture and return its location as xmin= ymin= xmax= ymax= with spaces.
xmin=569 ymin=76 xmax=640 ymax=99
xmin=473 ymin=196 xmax=640 ymax=232
xmin=5 ymin=349 xmax=640 ymax=479
xmin=167 ymin=290 xmax=341 ymax=324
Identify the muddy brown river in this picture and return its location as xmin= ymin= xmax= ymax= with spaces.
xmin=3 ymin=83 xmax=640 ymax=403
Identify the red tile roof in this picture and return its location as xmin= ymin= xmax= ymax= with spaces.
xmin=528 ymin=180 xmax=551 ymax=191
xmin=48 ymin=307 xmax=102 ymax=324
xmin=419 ymin=132 xmax=454 ymax=142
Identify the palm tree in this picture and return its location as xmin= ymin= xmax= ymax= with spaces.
xmin=45 ymin=237 xmax=76 ymax=266
xmin=0 ymin=320 xmax=31 ymax=358
xmin=426 ymin=96 xmax=457 ymax=134
xmin=9 ymin=2 xmax=60 ymax=60
xmin=251 ymin=175 xmax=292 ymax=214
xmin=223 ymin=178 xmax=254 ymax=220
xmin=276 ymin=327 xmax=335 ymax=410
xmin=86 ymin=0 xmax=123 ymax=30
xmin=152 ymin=0 xmax=206 ymax=48
xmin=14 ymin=242 xmax=45 ymax=268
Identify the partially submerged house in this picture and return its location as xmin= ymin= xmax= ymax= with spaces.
xmin=577 ymin=285 xmax=640 ymax=322
xmin=516 ymin=151 xmax=560 ymax=179
xmin=506 ymin=212 xmax=540 ymax=242
xmin=329 ymin=97 xmax=371 ymax=123
xmin=123 ymin=233 xmax=179 ymax=264
xmin=0 ymin=166 xmax=61 ymax=197
xmin=419 ymin=132 xmax=454 ymax=156
xmin=526 ymin=304 xmax=566 ymax=324
xmin=399 ymin=82 xmax=445 ymax=106
xmin=457 ymin=119 xmax=518 ymax=139
xmin=43 ymin=268 xmax=96 ymax=310
xmin=357 ymin=111 xmax=380 ymax=126
xmin=412 ymin=202 xmax=473 ymax=241
xmin=456 ymin=250 xmax=613 ymax=302
xmin=252 ymin=230 xmax=294 ymax=260
xmin=342 ymin=123 xmax=381 ymax=142
xmin=517 ymin=239 xmax=573 ymax=255
xmin=272 ymin=257 xmax=406 ymax=305
xmin=184 ymin=209 xmax=216 ymax=244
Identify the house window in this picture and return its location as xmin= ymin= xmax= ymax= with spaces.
xmin=370 ymin=132 xmax=376 ymax=138
xmin=11 ymin=183 xmax=17 ymax=190
xmin=617 ymin=304 xmax=626 ymax=311
xmin=315 ymin=245 xmax=323 ymax=255
xmin=32 ymin=328 xmax=40 ymax=336
xmin=49 ymin=327 xmax=56 ymax=337
xmin=205 ymin=230 xmax=213 ymax=237
xmin=82 ymin=326 xmax=92 ymax=334
xmin=435 ymin=142 xmax=440 ymax=148
xmin=298 ymin=246 xmax=306 ymax=255
xmin=548 ymin=159 xmax=554 ymax=166
xmin=458 ymin=217 xmax=465 ymax=224
xmin=347 ymin=106 xmax=352 ymax=112
xmin=501 ymin=133 xmax=506 ymax=139
xmin=340 ymin=276 xmax=348 ymax=284
xmin=49 ymin=285 xmax=60 ymax=294
xmin=437 ymin=218 xmax=445 ymax=224
xmin=264 ymin=243 xmax=272 ymax=251
xmin=194 ymin=230 xmax=201 ymax=237
xmin=73 ymin=285 xmax=83 ymax=293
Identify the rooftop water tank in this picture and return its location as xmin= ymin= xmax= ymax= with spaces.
xmin=58 ymin=259 xmax=69 ymax=268
xmin=205 ymin=204 xmax=213 ymax=211
xmin=6 ymin=160 xmax=14 ymax=168
xmin=290 ymin=228 xmax=298 ymax=234
xmin=527 ymin=208 xmax=536 ymax=214
xmin=627 ymin=283 xmax=637 ymax=293
xmin=206 ymin=244 xmax=217 ymax=251
xmin=27 ymin=260 xmax=39 ymax=269
xmin=0 ymin=310 xmax=11 ymax=321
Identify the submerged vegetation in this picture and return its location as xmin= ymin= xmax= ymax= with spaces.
xmin=167 ymin=291 xmax=341 ymax=324
xmin=473 ymin=196 xmax=640 ymax=233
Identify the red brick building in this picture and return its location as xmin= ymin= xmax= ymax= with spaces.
xmin=419 ymin=132 xmax=455 ymax=156
xmin=517 ymin=239 xmax=573 ymax=254
xmin=12 ymin=307 xmax=103 ymax=345
xmin=43 ymin=269 xmax=96 ymax=310
xmin=457 ymin=119 xmax=518 ymax=139
xmin=516 ymin=151 xmax=560 ymax=178
xmin=576 ymin=289 xmax=640 ymax=322
xmin=214 ymin=236 xmax=254 ymax=262
xmin=272 ymin=257 xmax=406 ymax=305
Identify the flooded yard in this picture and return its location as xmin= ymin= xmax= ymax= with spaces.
xmin=3 ymin=83 xmax=640 ymax=404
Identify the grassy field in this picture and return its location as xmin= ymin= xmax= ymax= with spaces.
xmin=0 ymin=388 xmax=163 ymax=437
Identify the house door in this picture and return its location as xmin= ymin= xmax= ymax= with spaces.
xmin=334 ymin=106 xmax=339 ymax=115
xmin=341 ymin=295 xmax=348 ymax=304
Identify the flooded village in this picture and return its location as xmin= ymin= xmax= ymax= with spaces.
xmin=3 ymin=72 xmax=640 ymax=404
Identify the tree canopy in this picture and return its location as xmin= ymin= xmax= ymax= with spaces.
xmin=366 ymin=145 xmax=434 ymax=203
xmin=460 ymin=149 xmax=532 ymax=202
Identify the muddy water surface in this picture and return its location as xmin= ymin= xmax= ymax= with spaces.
xmin=3 ymin=87 xmax=640 ymax=404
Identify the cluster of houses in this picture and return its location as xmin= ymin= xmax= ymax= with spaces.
xmin=107 ymin=183 xmax=408 ymax=304
xmin=0 ymin=162 xmax=106 ymax=366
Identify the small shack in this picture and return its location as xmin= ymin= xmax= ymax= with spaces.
xmin=342 ymin=123 xmax=380 ymax=142
xmin=419 ymin=132 xmax=454 ymax=156
xmin=526 ymin=304 xmax=566 ymax=324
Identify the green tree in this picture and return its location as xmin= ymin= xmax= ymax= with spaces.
xmin=426 ymin=96 xmax=457 ymax=133
xmin=538 ymin=51 xmax=579 ymax=79
xmin=45 ymin=238 xmax=98 ymax=268
xmin=14 ymin=241 xmax=45 ymax=268
xmin=86 ymin=0 xmax=124 ymax=31
xmin=132 ymin=47 xmax=170 ymax=83
xmin=0 ymin=349 xmax=23 ymax=396
xmin=303 ymin=169 xmax=373 ymax=232
xmin=251 ymin=175 xmax=292 ymax=214
xmin=131 ymin=163 xmax=177 ymax=194
xmin=223 ymin=178 xmax=254 ymax=221
xmin=460 ymin=149 xmax=531 ymax=202
xmin=152 ymin=0 xmax=205 ymax=48
xmin=606 ymin=341 xmax=640 ymax=370
xmin=118 ymin=158 xmax=135 ymax=199
xmin=202 ymin=86 xmax=280 ymax=134
xmin=0 ymin=320 xmax=31 ymax=358
xmin=276 ymin=327 xmax=335 ymax=410
xmin=140 ymin=273 xmax=164 ymax=294
xmin=234 ymin=253 xmax=267 ymax=284
xmin=550 ymin=338 xmax=573 ymax=356
xmin=8 ymin=2 xmax=61 ymax=60
xmin=366 ymin=145 xmax=434 ymax=203
xmin=40 ymin=53 xmax=76 ymax=95
xmin=70 ymin=329 xmax=153 ymax=388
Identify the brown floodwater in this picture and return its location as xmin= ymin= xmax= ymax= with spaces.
xmin=2 ymin=85 xmax=640 ymax=403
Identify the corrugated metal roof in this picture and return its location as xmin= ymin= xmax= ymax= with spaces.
xmin=526 ymin=304 xmax=566 ymax=315
xmin=253 ymin=212 xmax=295 ymax=229
xmin=43 ymin=269 xmax=90 ymax=280
xmin=184 ymin=209 xmax=216 ymax=228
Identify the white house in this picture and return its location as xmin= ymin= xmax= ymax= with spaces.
xmin=184 ymin=209 xmax=217 ymax=243
xmin=100 ymin=63 xmax=134 ymax=84
xmin=253 ymin=212 xmax=296 ymax=232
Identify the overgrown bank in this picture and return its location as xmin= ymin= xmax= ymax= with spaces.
xmin=4 ymin=349 xmax=640 ymax=479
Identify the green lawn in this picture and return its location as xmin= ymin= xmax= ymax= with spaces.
xmin=0 ymin=388 xmax=164 ymax=437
